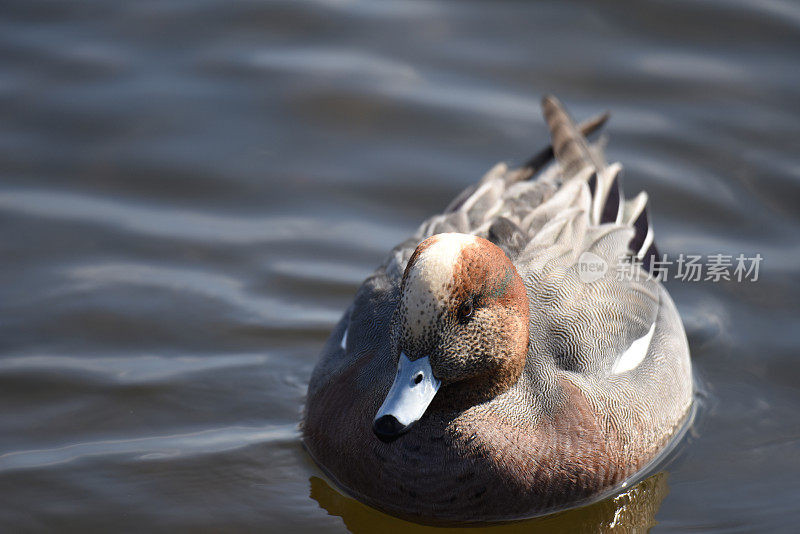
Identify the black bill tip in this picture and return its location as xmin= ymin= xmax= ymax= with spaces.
xmin=372 ymin=414 xmax=408 ymax=443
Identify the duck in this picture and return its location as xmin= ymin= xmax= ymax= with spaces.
xmin=302 ymin=96 xmax=693 ymax=524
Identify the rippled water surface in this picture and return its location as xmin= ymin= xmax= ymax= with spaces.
xmin=2 ymin=0 xmax=799 ymax=531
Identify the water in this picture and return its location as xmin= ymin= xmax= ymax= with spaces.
xmin=1 ymin=0 xmax=799 ymax=531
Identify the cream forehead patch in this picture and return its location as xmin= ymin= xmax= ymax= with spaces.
xmin=402 ymin=233 xmax=476 ymax=335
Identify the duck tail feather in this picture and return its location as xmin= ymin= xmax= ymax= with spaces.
xmin=630 ymin=202 xmax=658 ymax=261
xmin=641 ymin=241 xmax=660 ymax=273
xmin=621 ymin=191 xmax=648 ymax=227
xmin=521 ymin=111 xmax=610 ymax=177
xmin=592 ymin=163 xmax=623 ymax=225
xmin=616 ymin=190 xmax=659 ymax=274
xmin=541 ymin=95 xmax=603 ymax=179
xmin=599 ymin=168 xmax=622 ymax=225
xmin=487 ymin=217 xmax=528 ymax=259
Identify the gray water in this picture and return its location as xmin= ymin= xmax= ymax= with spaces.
xmin=1 ymin=0 xmax=799 ymax=532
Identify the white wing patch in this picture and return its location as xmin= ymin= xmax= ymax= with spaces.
xmin=612 ymin=322 xmax=656 ymax=374
xmin=340 ymin=328 xmax=348 ymax=351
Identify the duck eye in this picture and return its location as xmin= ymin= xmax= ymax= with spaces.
xmin=458 ymin=300 xmax=474 ymax=322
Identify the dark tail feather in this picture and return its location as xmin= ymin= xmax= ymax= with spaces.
xmin=641 ymin=242 xmax=660 ymax=274
xmin=629 ymin=205 xmax=651 ymax=257
xmin=487 ymin=216 xmax=528 ymax=259
xmin=600 ymin=170 xmax=621 ymax=224
xmin=522 ymin=111 xmax=610 ymax=174
xmin=541 ymin=95 xmax=604 ymax=179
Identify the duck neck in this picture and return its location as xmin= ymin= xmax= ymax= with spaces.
xmin=431 ymin=359 xmax=525 ymax=414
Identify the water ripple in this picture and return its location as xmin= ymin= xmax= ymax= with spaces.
xmin=0 ymin=353 xmax=271 ymax=383
xmin=247 ymin=47 xmax=419 ymax=82
xmin=64 ymin=262 xmax=339 ymax=328
xmin=0 ymin=424 xmax=298 ymax=472
xmin=0 ymin=188 xmax=402 ymax=249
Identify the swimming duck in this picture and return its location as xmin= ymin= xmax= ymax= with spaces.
xmin=303 ymin=96 xmax=693 ymax=523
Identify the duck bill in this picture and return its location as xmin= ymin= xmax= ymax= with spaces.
xmin=372 ymin=353 xmax=440 ymax=443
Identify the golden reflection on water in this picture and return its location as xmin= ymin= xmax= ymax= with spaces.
xmin=309 ymin=471 xmax=669 ymax=533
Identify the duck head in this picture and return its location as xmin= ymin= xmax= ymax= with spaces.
xmin=373 ymin=233 xmax=530 ymax=442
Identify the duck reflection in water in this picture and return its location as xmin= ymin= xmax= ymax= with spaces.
xmin=308 ymin=472 xmax=669 ymax=533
